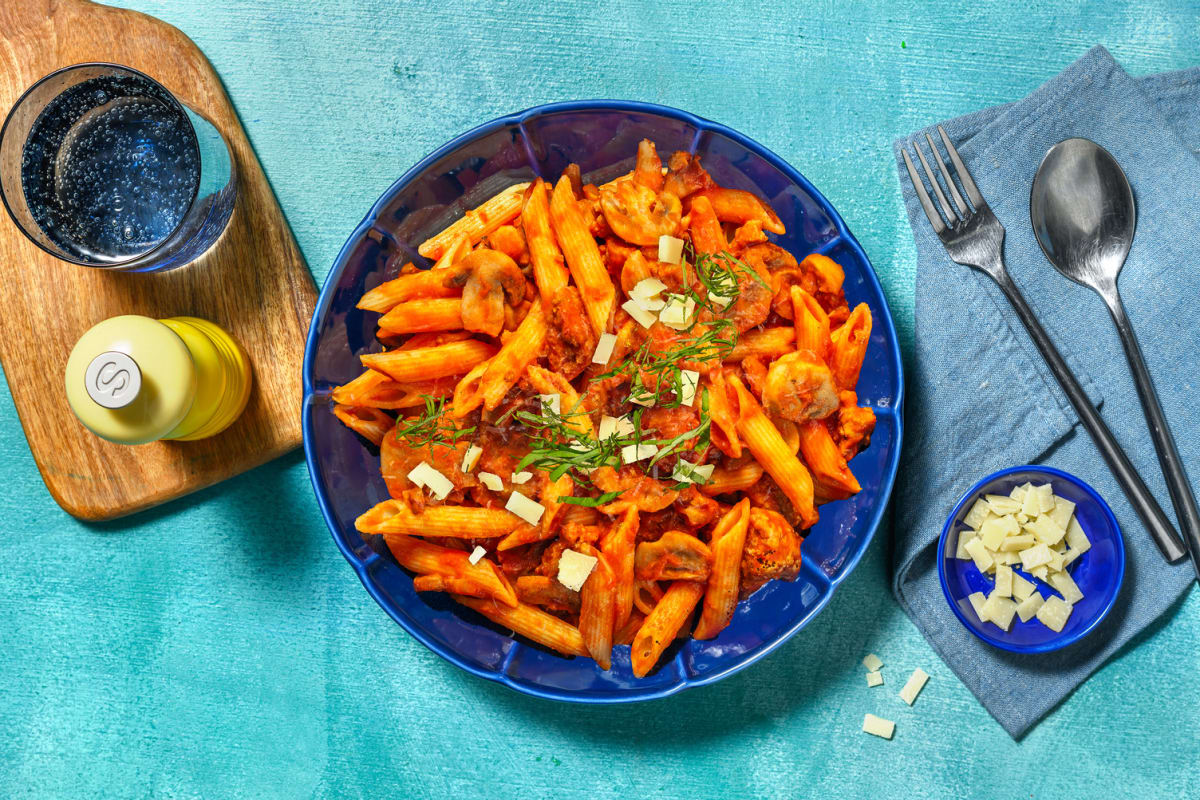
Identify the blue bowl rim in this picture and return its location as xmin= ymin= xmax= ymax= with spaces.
xmin=936 ymin=464 xmax=1125 ymax=654
xmin=302 ymin=99 xmax=906 ymax=702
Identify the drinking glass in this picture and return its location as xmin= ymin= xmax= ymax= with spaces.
xmin=0 ymin=63 xmax=236 ymax=273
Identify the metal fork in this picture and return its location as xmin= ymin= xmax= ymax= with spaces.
xmin=902 ymin=127 xmax=1186 ymax=563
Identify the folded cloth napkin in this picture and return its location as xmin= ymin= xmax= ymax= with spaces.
xmin=892 ymin=45 xmax=1200 ymax=738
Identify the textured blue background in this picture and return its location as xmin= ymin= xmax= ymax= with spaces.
xmin=2 ymin=2 xmax=1197 ymax=797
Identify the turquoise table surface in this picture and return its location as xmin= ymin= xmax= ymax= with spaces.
xmin=4 ymin=1 xmax=1198 ymax=797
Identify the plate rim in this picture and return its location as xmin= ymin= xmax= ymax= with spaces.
xmin=302 ymin=99 xmax=906 ymax=703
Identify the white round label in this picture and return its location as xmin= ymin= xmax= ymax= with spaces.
xmin=84 ymin=351 xmax=142 ymax=409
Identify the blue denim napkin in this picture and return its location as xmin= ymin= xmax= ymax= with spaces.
xmin=892 ymin=45 xmax=1200 ymax=738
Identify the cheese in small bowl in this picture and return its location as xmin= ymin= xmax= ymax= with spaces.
xmin=937 ymin=466 xmax=1124 ymax=653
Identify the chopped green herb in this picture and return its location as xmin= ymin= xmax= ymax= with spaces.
xmin=394 ymin=395 xmax=475 ymax=457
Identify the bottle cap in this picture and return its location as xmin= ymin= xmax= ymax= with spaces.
xmin=83 ymin=351 xmax=142 ymax=409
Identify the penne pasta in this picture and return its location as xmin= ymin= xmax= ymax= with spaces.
xmin=829 ymin=303 xmax=873 ymax=390
xmin=727 ymin=327 xmax=795 ymax=362
xmin=357 ymin=501 xmax=524 ymax=539
xmin=522 ymin=179 xmax=570 ymax=305
xmin=382 ymin=533 xmax=517 ymax=607
xmin=602 ymin=506 xmax=639 ymax=630
xmin=694 ymin=499 xmax=751 ymax=639
xmin=692 ymin=187 xmax=785 ymax=234
xmin=362 ymin=339 xmax=496 ymax=383
xmin=378 ymin=297 xmax=464 ymax=334
xmin=478 ymin=301 xmax=549 ymax=411
xmin=332 ymin=369 xmax=455 ymax=410
xmin=688 ymin=194 xmax=726 ymax=255
xmin=790 ymin=285 xmax=831 ymax=360
xmin=728 ymin=374 xmax=819 ymax=528
xmin=576 ymin=543 xmax=617 ymax=670
xmin=454 ymin=595 xmax=588 ymax=657
xmin=357 ymin=264 xmax=463 ymax=314
xmin=630 ymin=581 xmax=705 ymax=678
xmin=418 ymin=182 xmax=531 ymax=260
xmin=331 ymin=404 xmax=394 ymax=446
xmin=798 ymin=420 xmax=862 ymax=495
xmin=524 ymin=364 xmax=593 ymax=438
xmin=550 ymin=175 xmax=615 ymax=336
xmin=705 ymin=369 xmax=743 ymax=458
xmin=698 ymin=459 xmax=764 ymax=496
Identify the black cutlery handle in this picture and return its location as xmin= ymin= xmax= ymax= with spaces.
xmin=1105 ymin=292 xmax=1200 ymax=578
xmin=992 ymin=271 xmax=1187 ymax=562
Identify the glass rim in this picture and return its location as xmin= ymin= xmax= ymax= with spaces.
xmin=0 ymin=61 xmax=203 ymax=269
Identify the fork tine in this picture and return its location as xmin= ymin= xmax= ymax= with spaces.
xmin=914 ymin=142 xmax=957 ymax=224
xmin=924 ymin=132 xmax=969 ymax=216
xmin=901 ymin=148 xmax=947 ymax=234
xmin=938 ymin=125 xmax=985 ymax=208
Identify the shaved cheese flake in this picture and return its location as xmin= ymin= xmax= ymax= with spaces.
xmin=1019 ymin=543 xmax=1054 ymax=571
xmin=598 ymin=415 xmax=619 ymax=440
xmin=964 ymin=537 xmax=994 ymax=573
xmin=1047 ymin=496 xmax=1076 ymax=531
xmin=955 ymin=531 xmax=977 ymax=560
xmin=979 ymin=514 xmax=1018 ymax=550
xmin=1032 ymin=483 xmax=1056 ymax=514
xmin=866 ymin=671 xmax=884 ymax=687
xmin=598 ymin=414 xmax=636 ymax=441
xmin=657 ymin=236 xmax=684 ymax=265
xmin=862 ymin=653 xmax=883 ymax=672
xmin=505 ymin=490 xmax=545 ymax=526
xmin=1049 ymin=570 xmax=1084 ymax=605
xmin=632 ymin=277 xmax=669 ymax=300
xmin=461 ymin=445 xmax=482 ymax=473
xmin=862 ymin=714 xmax=895 ymax=740
xmin=468 ymin=546 xmax=487 ymax=565
xmin=679 ymin=369 xmax=700 ymax=407
xmin=898 ymin=668 xmax=929 ymax=706
xmin=556 ymin=548 xmax=597 ymax=592
xmin=1011 ymin=572 xmax=1036 ymax=602
xmin=1015 ymin=591 xmax=1045 ymax=623
xmin=708 ymin=292 xmax=733 ymax=309
xmin=409 ymin=462 xmax=454 ymax=500
xmin=1027 ymin=515 xmax=1066 ymax=547
xmin=477 ymin=471 xmax=504 ymax=491
xmin=672 ymin=460 xmax=714 ymax=485
xmin=967 ymin=591 xmax=990 ymax=622
xmin=629 ymin=389 xmax=656 ymax=407
xmin=621 ymin=443 xmax=659 ymax=464
xmin=985 ymin=494 xmax=1021 ymax=516
xmin=538 ymin=393 xmax=561 ymax=416
xmin=994 ymin=564 xmax=1013 ymax=598
xmin=658 ymin=294 xmax=696 ymax=330
xmin=1065 ymin=517 xmax=1091 ymax=554
xmin=622 ymin=299 xmax=658 ymax=329
xmin=591 ymin=332 xmax=617 ymax=365
xmin=963 ymin=498 xmax=992 ymax=530
xmin=1036 ymin=595 xmax=1073 ymax=632
xmin=981 ymin=592 xmax=1018 ymax=631
xmin=511 ymin=471 xmax=534 ymax=485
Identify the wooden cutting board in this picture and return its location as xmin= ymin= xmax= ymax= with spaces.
xmin=0 ymin=0 xmax=317 ymax=520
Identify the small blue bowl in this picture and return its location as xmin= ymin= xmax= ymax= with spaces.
xmin=303 ymin=100 xmax=905 ymax=701
xmin=937 ymin=465 xmax=1125 ymax=653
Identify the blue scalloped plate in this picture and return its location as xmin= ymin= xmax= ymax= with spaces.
xmin=302 ymin=101 xmax=905 ymax=702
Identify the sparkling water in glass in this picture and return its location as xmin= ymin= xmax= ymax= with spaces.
xmin=0 ymin=63 xmax=236 ymax=272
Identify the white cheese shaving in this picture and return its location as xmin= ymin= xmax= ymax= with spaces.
xmin=621 ymin=443 xmax=659 ymax=464
xmin=504 ymin=490 xmax=545 ymax=526
xmin=1018 ymin=543 xmax=1054 ymax=571
xmin=538 ymin=393 xmax=561 ymax=416
xmin=866 ymin=671 xmax=884 ymax=687
xmin=461 ymin=445 xmax=482 ymax=473
xmin=511 ymin=471 xmax=534 ymax=485
xmin=1036 ymin=595 xmax=1073 ymax=632
xmin=955 ymin=531 xmax=977 ymax=560
xmin=994 ymin=564 xmax=1013 ymax=598
xmin=981 ymin=592 xmax=1018 ymax=631
xmin=985 ymin=494 xmax=1021 ymax=516
xmin=967 ymin=591 xmax=990 ymax=622
xmin=898 ymin=668 xmax=929 ymax=706
xmin=1049 ymin=570 xmax=1084 ymax=604
xmin=408 ymin=462 xmax=454 ymax=500
xmin=708 ymin=292 xmax=733 ymax=309
xmin=628 ymin=389 xmax=656 ymax=407
xmin=862 ymin=653 xmax=883 ymax=672
xmin=467 ymin=545 xmax=487 ymax=565
xmin=658 ymin=293 xmax=697 ymax=331
xmin=622 ymin=298 xmax=658 ymax=329
xmin=672 ymin=460 xmax=714 ymax=485
xmin=679 ymin=369 xmax=700 ymax=407
xmin=862 ymin=714 xmax=895 ymax=740
xmin=477 ymin=471 xmax=503 ymax=491
xmin=963 ymin=498 xmax=992 ymax=530
xmin=1011 ymin=572 xmax=1036 ymax=602
xmin=631 ymin=277 xmax=669 ymax=300
xmin=964 ymin=537 xmax=994 ymax=573
xmin=657 ymin=235 xmax=684 ymax=265
xmin=556 ymin=548 xmax=597 ymax=592
xmin=1015 ymin=591 xmax=1045 ymax=623
xmin=591 ymin=332 xmax=617 ymax=365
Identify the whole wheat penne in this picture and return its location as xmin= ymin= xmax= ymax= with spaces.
xmin=694 ymin=499 xmax=751 ymax=639
xmin=790 ymin=285 xmax=831 ymax=360
xmin=522 ymin=179 xmax=570 ymax=305
xmin=698 ymin=460 xmax=764 ymax=496
xmin=418 ymin=182 xmax=531 ymax=260
xmin=358 ymin=502 xmax=523 ymax=538
xmin=331 ymin=404 xmax=394 ymax=446
xmin=382 ymin=533 xmax=518 ymax=608
xmin=602 ymin=506 xmax=639 ymax=630
xmin=829 ymin=303 xmax=872 ymax=390
xmin=630 ymin=581 xmax=705 ymax=678
xmin=577 ymin=543 xmax=617 ymax=670
xmin=550 ymin=175 xmax=615 ymax=336
xmin=478 ymin=300 xmax=548 ymax=410
xmin=378 ymin=297 xmax=464 ymax=334
xmin=688 ymin=194 xmax=726 ymax=255
xmin=727 ymin=327 xmax=795 ymax=362
xmin=799 ymin=420 xmax=862 ymax=495
xmin=728 ymin=374 xmax=819 ymax=528
xmin=362 ymin=339 xmax=496 ymax=383
xmin=524 ymin=364 xmax=593 ymax=438
xmin=357 ymin=267 xmax=462 ymax=314
xmin=454 ymin=595 xmax=589 ymax=657
xmin=692 ymin=187 xmax=785 ymax=234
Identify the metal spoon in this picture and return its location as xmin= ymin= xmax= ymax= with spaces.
xmin=1031 ymin=137 xmax=1199 ymax=577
